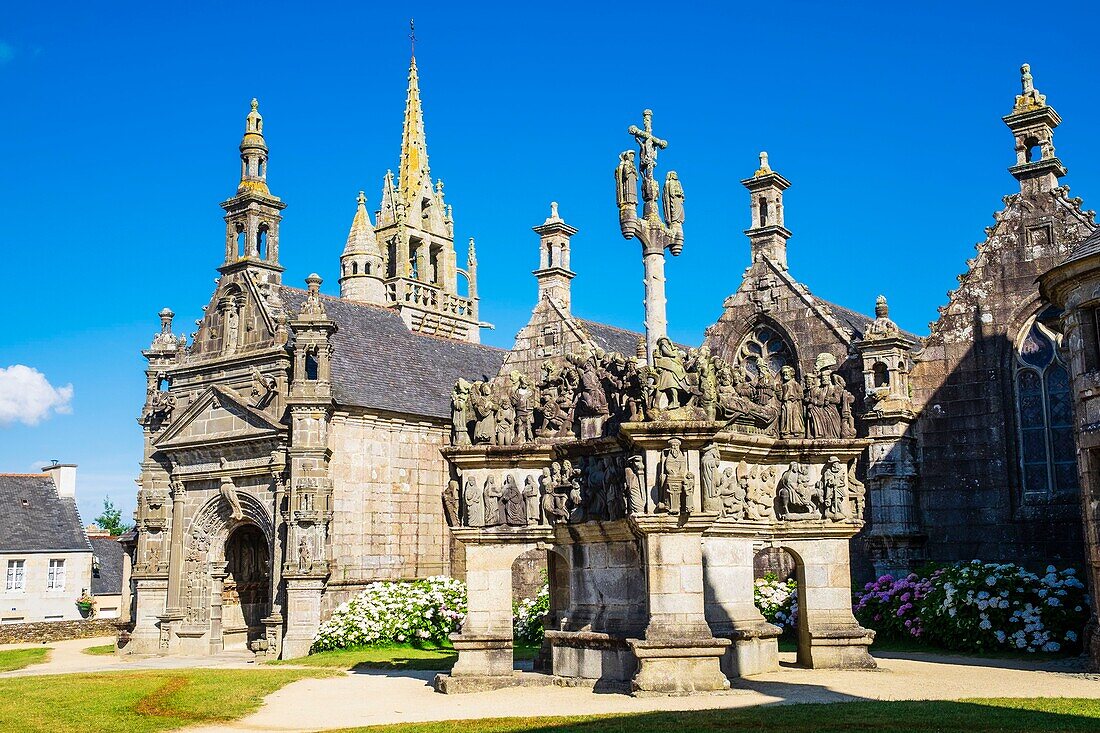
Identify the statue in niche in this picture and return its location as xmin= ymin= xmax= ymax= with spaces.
xmin=615 ymin=150 xmax=639 ymax=210
xmin=297 ymin=537 xmax=311 ymax=572
xmin=624 ymin=455 xmax=646 ymax=515
xmin=470 ymin=382 xmax=496 ymax=445
xmin=658 ymin=438 xmax=688 ymax=514
xmin=653 ymin=337 xmax=692 ymax=410
xmin=567 ymin=461 xmax=585 ymax=523
xmin=219 ymin=473 xmax=244 ymax=521
xmin=451 ymin=379 xmax=472 ymax=446
xmin=523 ymin=475 xmax=541 ymax=525
xmin=462 ymin=476 xmax=484 ymax=527
xmin=250 ymin=368 xmax=278 ymax=410
xmin=818 ymin=456 xmax=849 ymax=520
xmin=482 ymin=475 xmax=502 ymax=527
xmin=496 ymin=396 xmax=515 ymax=446
xmin=776 ymin=462 xmax=822 ymax=520
xmin=510 ymin=372 xmax=535 ymax=444
xmin=501 ymin=474 xmax=527 ymax=526
xmin=746 ymin=465 xmax=777 ymax=520
xmin=718 ymin=464 xmax=748 ymax=519
xmin=605 ymin=455 xmax=626 ymax=520
xmin=662 ymin=170 xmax=685 ymax=227
xmin=682 ymin=472 xmax=696 ymax=516
xmin=584 ymin=456 xmax=608 ymax=520
xmin=778 ymin=365 xmax=805 ymax=438
xmin=833 ymin=373 xmax=857 ymax=438
xmin=700 ymin=443 xmax=721 ymax=512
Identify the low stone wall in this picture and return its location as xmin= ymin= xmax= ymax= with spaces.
xmin=0 ymin=618 xmax=117 ymax=645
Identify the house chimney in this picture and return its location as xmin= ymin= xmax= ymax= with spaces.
xmin=41 ymin=460 xmax=77 ymax=498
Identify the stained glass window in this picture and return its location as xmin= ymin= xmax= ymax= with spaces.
xmin=737 ymin=326 xmax=796 ymax=378
xmin=1014 ymin=320 xmax=1078 ymax=500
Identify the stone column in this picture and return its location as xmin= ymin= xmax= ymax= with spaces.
xmin=702 ymin=534 xmax=780 ymax=677
xmin=164 ymin=481 xmax=186 ymax=615
xmin=281 ymin=574 xmax=325 ymax=658
xmin=208 ymin=562 xmax=228 ymax=655
xmin=641 ymin=241 xmax=667 ymax=365
xmin=629 ymin=516 xmax=730 ymax=694
xmin=783 ymin=537 xmax=875 ymax=669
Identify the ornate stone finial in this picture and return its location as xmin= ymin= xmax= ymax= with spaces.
xmin=357 ymin=190 xmax=366 ymax=205
xmin=755 ymin=151 xmax=771 ymax=176
xmin=410 ymin=18 xmax=416 ymax=56
xmin=550 ymin=201 xmax=560 ymax=220
xmin=866 ymin=294 xmax=900 ymax=340
xmin=1013 ymin=62 xmax=1047 ymax=112
xmin=875 ymin=295 xmax=889 ymax=318
xmin=250 ymin=98 xmax=259 ymax=111
xmin=159 ymin=308 xmax=175 ymax=334
xmin=301 ymin=274 xmax=326 ymax=316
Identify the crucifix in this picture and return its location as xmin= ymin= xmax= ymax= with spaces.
xmin=615 ymin=109 xmax=685 ymax=365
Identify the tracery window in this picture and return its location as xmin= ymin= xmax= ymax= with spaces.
xmin=1014 ymin=319 xmax=1077 ymax=501
xmin=737 ymin=326 xmax=796 ymax=378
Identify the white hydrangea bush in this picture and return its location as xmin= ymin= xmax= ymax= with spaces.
xmin=513 ymin=582 xmax=550 ymax=645
xmin=312 ymin=576 xmax=467 ymax=652
xmin=753 ymin=573 xmax=798 ymax=631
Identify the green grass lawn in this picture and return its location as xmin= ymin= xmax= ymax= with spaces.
xmin=81 ymin=643 xmax=116 ymax=656
xmin=273 ymin=642 xmax=540 ymax=672
xmin=776 ymin=635 xmax=1079 ymax=661
xmin=0 ymin=668 xmax=335 ymax=733
xmin=330 ymin=698 xmax=1100 ymax=733
xmin=0 ymin=647 xmax=50 ymax=672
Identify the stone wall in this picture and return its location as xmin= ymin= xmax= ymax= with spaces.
xmin=0 ymin=618 xmax=117 ymax=645
xmin=0 ymin=551 xmax=95 ymax=624
xmin=324 ymin=409 xmax=453 ymax=616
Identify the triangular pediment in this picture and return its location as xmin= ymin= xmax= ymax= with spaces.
xmin=154 ymin=385 xmax=285 ymax=451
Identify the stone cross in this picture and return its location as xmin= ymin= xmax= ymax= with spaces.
xmin=617 ymin=109 xmax=685 ymax=365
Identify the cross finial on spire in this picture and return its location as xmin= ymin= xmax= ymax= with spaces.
xmin=357 ymin=190 xmax=366 ymax=205
xmin=410 ymin=18 xmax=416 ymax=56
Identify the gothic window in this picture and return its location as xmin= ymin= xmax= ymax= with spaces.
xmin=351 ymin=261 xmax=358 ymax=275
xmin=305 ymin=349 xmax=319 ymax=381
xmin=759 ymin=196 xmax=769 ymax=226
xmin=737 ymin=325 xmax=796 ymax=378
xmin=257 ymin=225 xmax=268 ymax=259
xmin=1014 ymin=319 xmax=1077 ymax=501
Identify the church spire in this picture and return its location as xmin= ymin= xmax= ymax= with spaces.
xmin=397 ymin=51 xmax=432 ymax=208
xmin=1003 ymin=63 xmax=1066 ymax=194
xmin=340 ymin=191 xmax=385 ymax=304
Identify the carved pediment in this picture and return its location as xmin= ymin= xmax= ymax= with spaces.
xmin=154 ymin=385 xmax=285 ymax=451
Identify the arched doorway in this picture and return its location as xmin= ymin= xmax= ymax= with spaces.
xmin=222 ymin=524 xmax=270 ymax=651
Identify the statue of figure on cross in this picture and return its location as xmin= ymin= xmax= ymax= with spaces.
xmin=615 ymin=109 xmax=686 ymax=365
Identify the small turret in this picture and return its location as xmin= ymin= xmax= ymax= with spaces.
xmin=531 ymin=202 xmax=578 ymax=312
xmin=1003 ymin=63 xmax=1066 ymax=194
xmin=339 ymin=192 xmax=386 ymax=305
xmin=741 ymin=152 xmax=792 ymax=270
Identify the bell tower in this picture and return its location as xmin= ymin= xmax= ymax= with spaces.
xmin=339 ymin=191 xmax=386 ymax=304
xmin=531 ymin=202 xmax=577 ymax=313
xmin=741 ymin=152 xmax=792 ymax=270
xmin=1004 ymin=63 xmax=1066 ymax=195
xmin=220 ymin=99 xmax=287 ymax=284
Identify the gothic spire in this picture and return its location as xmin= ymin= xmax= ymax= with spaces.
xmin=397 ymin=54 xmax=433 ymax=207
xmin=343 ymin=191 xmax=380 ymax=256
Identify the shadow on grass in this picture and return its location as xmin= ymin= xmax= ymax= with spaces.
xmin=333 ymin=699 xmax=1100 ymax=733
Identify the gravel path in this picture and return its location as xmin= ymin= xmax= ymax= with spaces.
xmin=0 ymin=636 xmax=257 ymax=677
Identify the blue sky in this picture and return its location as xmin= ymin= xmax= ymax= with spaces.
xmin=1 ymin=1 xmax=1097 ymax=524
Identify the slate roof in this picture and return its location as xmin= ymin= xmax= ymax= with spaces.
xmin=89 ymin=537 xmax=125 ymax=596
xmin=281 ymin=288 xmax=507 ymax=419
xmin=0 ymin=474 xmax=90 ymax=554
xmin=1059 ymin=226 xmax=1100 ymax=268
xmin=818 ymin=299 xmax=922 ymax=344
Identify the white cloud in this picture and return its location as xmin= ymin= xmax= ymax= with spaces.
xmin=0 ymin=365 xmax=74 ymax=426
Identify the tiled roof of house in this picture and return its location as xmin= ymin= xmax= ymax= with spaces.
xmin=0 ymin=474 xmax=90 ymax=553
xmin=89 ymin=537 xmax=125 ymax=596
xmin=280 ymin=288 xmax=507 ymax=419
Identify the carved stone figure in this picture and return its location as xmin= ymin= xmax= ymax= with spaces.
xmin=501 ymin=474 xmax=527 ymax=526
xmin=574 ymin=354 xmax=610 ymax=438
xmin=496 ymin=397 xmax=515 ymax=446
xmin=696 ymin=347 xmax=718 ymax=421
xmin=605 ymin=456 xmax=626 ymax=520
xmin=482 ymin=475 xmax=501 ymax=527
xmin=662 ymin=170 xmax=685 ymax=226
xmin=777 ymin=462 xmax=822 ymax=520
xmin=700 ymin=443 xmax=721 ymax=512
xmin=615 ymin=150 xmax=639 ymax=210
xmin=747 ymin=465 xmax=777 ymax=520
xmin=818 ymin=456 xmax=849 ymax=520
xmin=682 ymin=471 xmax=696 ymax=516
xmin=219 ymin=474 xmax=244 ymax=521
xmin=471 ymin=382 xmax=496 ymax=445
xmin=834 ymin=373 xmax=857 ymax=438
xmin=523 ymin=475 xmax=541 ymax=525
xmin=653 ymin=337 xmax=691 ymax=410
xmin=805 ymin=373 xmax=839 ymax=439
xmin=625 ymin=455 xmax=646 ymax=515
xmin=778 ymin=365 xmax=806 ymax=439
xmin=462 ymin=476 xmax=484 ymax=527
xmin=250 ymin=368 xmax=278 ymax=410
xmin=511 ymin=372 xmax=535 ymax=444
xmin=541 ymin=467 xmax=569 ymax=524
xmin=659 ymin=438 xmax=688 ymax=513
xmin=297 ymin=537 xmax=311 ymax=572
xmin=442 ymin=479 xmax=460 ymax=527
xmin=451 ymin=379 xmax=472 ymax=446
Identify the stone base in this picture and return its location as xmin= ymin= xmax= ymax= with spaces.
xmin=799 ymin=625 xmax=877 ymax=669
xmin=449 ymin=633 xmax=515 ymax=678
xmin=629 ymin=637 xmax=731 ymax=695
xmin=719 ymin=621 xmax=782 ymax=677
xmin=545 ymin=630 xmax=636 ymax=690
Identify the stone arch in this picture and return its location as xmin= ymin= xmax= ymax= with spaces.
xmin=732 ymin=318 xmax=799 ymax=380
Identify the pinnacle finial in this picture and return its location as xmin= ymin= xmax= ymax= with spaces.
xmin=357 ymin=190 xmax=366 ymax=205
xmin=1013 ymin=62 xmax=1046 ymax=112
xmin=875 ymin=294 xmax=888 ymax=318
xmin=551 ymin=201 xmax=559 ymax=219
xmin=251 ymin=98 xmax=259 ymax=111
xmin=1021 ymin=63 xmax=1033 ymax=93
xmin=756 ymin=151 xmax=772 ymax=176
xmin=410 ymin=18 xmax=416 ymax=56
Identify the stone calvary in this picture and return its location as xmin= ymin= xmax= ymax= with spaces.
xmin=435 ymin=111 xmax=876 ymax=695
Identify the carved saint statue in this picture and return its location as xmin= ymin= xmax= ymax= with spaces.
xmin=501 ymin=474 xmax=527 ymax=526
xmin=682 ymin=471 xmax=695 ymax=516
xmin=462 ymin=476 xmax=484 ymax=527
xmin=297 ymin=537 xmax=311 ymax=572
xmin=700 ymin=443 xmax=721 ymax=512
xmin=471 ymin=382 xmax=496 ymax=445
xmin=662 ymin=171 xmax=685 ymax=226
xmin=659 ymin=438 xmax=688 ymax=514
xmin=615 ymin=150 xmax=639 ymax=210
xmin=496 ymin=397 xmax=515 ymax=447
xmin=523 ymin=475 xmax=541 ymax=525
xmin=818 ymin=456 xmax=849 ymax=520
xmin=624 ymin=455 xmax=646 ymax=515
xmin=451 ymin=379 xmax=472 ymax=446
xmin=219 ymin=474 xmax=244 ymax=521
xmin=510 ymin=372 xmax=535 ymax=444
xmin=653 ymin=337 xmax=691 ymax=410
xmin=833 ymin=373 xmax=857 ymax=438
xmin=482 ymin=475 xmax=502 ymax=527
xmin=778 ymin=366 xmax=805 ymax=439
xmin=776 ymin=462 xmax=822 ymax=520
xmin=805 ymin=373 xmax=838 ymax=439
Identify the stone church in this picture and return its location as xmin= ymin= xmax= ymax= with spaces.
xmin=122 ymin=57 xmax=1096 ymax=659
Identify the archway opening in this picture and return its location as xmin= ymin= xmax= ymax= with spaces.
xmin=222 ymin=523 xmax=270 ymax=651
xmin=511 ymin=547 xmax=551 ymax=671
xmin=753 ymin=546 xmax=807 ymax=665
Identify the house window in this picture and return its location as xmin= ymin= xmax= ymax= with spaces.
xmin=1014 ymin=319 xmax=1078 ymax=501
xmin=47 ymin=559 xmax=66 ymax=591
xmin=6 ymin=560 xmax=25 ymax=592
xmin=736 ymin=325 xmax=796 ymax=378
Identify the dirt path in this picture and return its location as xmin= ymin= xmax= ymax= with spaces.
xmin=183 ymin=651 xmax=1100 ymax=732
xmin=0 ymin=636 xmax=258 ymax=678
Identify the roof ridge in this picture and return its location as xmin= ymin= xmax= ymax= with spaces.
xmin=0 ymin=472 xmax=49 ymax=478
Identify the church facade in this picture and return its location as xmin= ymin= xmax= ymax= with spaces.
xmin=122 ymin=59 xmax=1096 ymax=659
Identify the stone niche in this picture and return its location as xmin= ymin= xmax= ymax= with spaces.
xmin=435 ymin=421 xmax=875 ymax=695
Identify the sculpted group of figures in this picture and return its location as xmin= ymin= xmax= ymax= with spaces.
xmin=454 ymin=443 xmax=863 ymax=528
xmin=450 ymin=345 xmax=858 ymax=446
